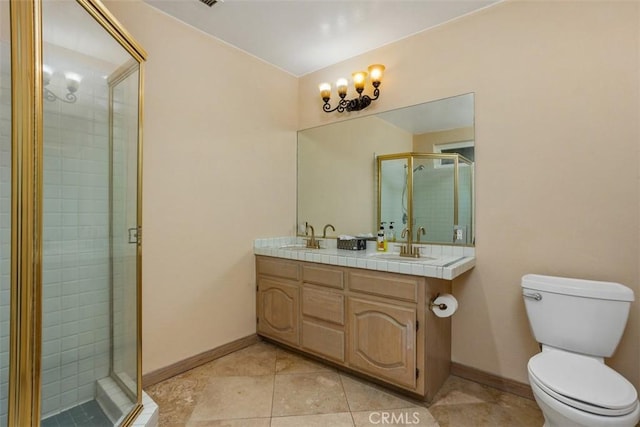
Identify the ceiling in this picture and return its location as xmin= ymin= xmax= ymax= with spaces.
xmin=143 ymin=0 xmax=500 ymax=77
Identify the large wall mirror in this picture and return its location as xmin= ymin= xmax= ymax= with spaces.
xmin=297 ymin=93 xmax=475 ymax=246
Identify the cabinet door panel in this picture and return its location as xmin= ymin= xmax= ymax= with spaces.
xmin=258 ymin=278 xmax=299 ymax=345
xmin=349 ymin=271 xmax=419 ymax=302
xmin=302 ymin=285 xmax=344 ymax=325
xmin=302 ymin=320 xmax=345 ymax=362
xmin=257 ymin=257 xmax=300 ymax=281
xmin=302 ymin=265 xmax=344 ymax=289
xmin=348 ymin=297 xmax=417 ymax=390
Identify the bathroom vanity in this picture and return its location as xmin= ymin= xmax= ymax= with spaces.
xmin=273 ymin=92 xmax=476 ymax=401
xmin=254 ymin=238 xmax=474 ymax=401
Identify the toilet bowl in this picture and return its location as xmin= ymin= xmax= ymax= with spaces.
xmin=521 ymin=274 xmax=640 ymax=427
xmin=528 ymin=349 xmax=640 ymax=427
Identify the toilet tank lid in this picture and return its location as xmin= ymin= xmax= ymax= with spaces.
xmin=521 ymin=274 xmax=634 ymax=302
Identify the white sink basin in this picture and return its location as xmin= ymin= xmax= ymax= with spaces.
xmin=367 ymin=252 xmax=436 ymax=262
xmin=279 ymin=244 xmax=314 ymax=250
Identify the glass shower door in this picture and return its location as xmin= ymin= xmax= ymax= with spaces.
xmin=378 ymin=157 xmax=409 ymax=241
xmin=110 ymin=63 xmax=140 ymax=404
xmin=40 ymin=0 xmax=143 ymax=424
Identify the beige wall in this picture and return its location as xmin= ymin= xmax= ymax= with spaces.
xmin=299 ymin=0 xmax=640 ymax=388
xmin=105 ymin=0 xmax=640 ymax=389
xmin=413 ymin=126 xmax=474 ymax=153
xmin=105 ymin=1 xmax=298 ymax=374
xmin=298 ymin=116 xmax=412 ymax=236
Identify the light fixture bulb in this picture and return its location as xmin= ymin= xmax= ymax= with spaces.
xmin=319 ymin=82 xmax=331 ymax=100
xmin=368 ymin=64 xmax=385 ymax=85
xmin=336 ymin=78 xmax=348 ymax=97
xmin=352 ymin=71 xmax=367 ymax=92
xmin=64 ymin=72 xmax=82 ymax=94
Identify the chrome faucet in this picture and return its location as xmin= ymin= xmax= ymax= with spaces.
xmin=305 ymin=223 xmax=320 ymax=249
xmin=322 ymin=224 xmax=335 ymax=238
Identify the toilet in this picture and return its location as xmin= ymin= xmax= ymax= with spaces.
xmin=521 ymin=274 xmax=640 ymax=427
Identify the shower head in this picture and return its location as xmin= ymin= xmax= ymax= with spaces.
xmin=404 ymin=164 xmax=425 ymax=173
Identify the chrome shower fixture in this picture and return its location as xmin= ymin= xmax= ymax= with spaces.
xmin=405 ymin=164 xmax=425 ymax=173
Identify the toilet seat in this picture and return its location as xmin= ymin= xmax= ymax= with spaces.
xmin=528 ymin=351 xmax=638 ymax=417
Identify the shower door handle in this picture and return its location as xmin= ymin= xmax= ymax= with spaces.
xmin=128 ymin=227 xmax=140 ymax=245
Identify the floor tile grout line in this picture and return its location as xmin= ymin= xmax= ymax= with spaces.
xmin=338 ymin=372 xmax=357 ymax=427
xmin=269 ymin=349 xmax=278 ymax=426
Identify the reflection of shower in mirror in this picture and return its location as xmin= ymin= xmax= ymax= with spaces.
xmin=402 ymin=164 xmax=425 ymax=224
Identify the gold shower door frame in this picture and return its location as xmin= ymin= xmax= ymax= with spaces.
xmin=376 ymin=152 xmax=474 ymax=245
xmin=8 ymin=0 xmax=146 ymax=425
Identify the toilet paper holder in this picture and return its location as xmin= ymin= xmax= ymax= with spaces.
xmin=430 ymin=293 xmax=448 ymax=311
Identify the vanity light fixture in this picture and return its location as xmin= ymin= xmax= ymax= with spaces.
xmin=319 ymin=64 xmax=385 ymax=113
xmin=43 ymin=65 xmax=81 ymax=104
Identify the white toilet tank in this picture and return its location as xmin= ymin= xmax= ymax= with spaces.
xmin=522 ymin=274 xmax=634 ymax=358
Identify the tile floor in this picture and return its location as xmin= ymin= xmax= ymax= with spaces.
xmin=145 ymin=341 xmax=544 ymax=426
xmin=41 ymin=400 xmax=112 ymax=427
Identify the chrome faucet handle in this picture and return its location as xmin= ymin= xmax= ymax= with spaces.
xmin=322 ymin=224 xmax=335 ymax=238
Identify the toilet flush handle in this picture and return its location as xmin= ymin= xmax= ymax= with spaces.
xmin=523 ymin=292 xmax=542 ymax=301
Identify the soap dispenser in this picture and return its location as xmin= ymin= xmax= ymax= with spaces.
xmin=388 ymin=221 xmax=396 ymax=242
xmin=377 ymin=222 xmax=386 ymax=252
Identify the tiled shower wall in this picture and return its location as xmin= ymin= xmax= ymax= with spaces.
xmin=40 ymin=69 xmax=112 ymax=417
xmin=0 ymin=41 xmax=11 ymax=427
xmin=413 ymin=164 xmax=473 ymax=243
xmin=380 ymin=161 xmax=473 ymax=244
xmin=413 ymin=166 xmax=455 ymax=242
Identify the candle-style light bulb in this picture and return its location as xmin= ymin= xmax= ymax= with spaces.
xmin=319 ymin=82 xmax=331 ymax=101
xmin=352 ymin=71 xmax=367 ymax=93
xmin=65 ymin=72 xmax=82 ymax=94
xmin=336 ymin=78 xmax=348 ymax=98
xmin=368 ymin=64 xmax=385 ymax=87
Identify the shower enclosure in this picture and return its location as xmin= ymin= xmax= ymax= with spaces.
xmin=377 ymin=153 xmax=474 ymax=246
xmin=1 ymin=0 xmax=146 ymax=425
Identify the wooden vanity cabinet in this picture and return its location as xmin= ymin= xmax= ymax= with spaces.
xmin=346 ymin=269 xmax=423 ymax=392
xmin=300 ymin=265 xmax=346 ymax=363
xmin=256 ymin=257 xmax=300 ymax=346
xmin=255 ymin=255 xmax=451 ymax=402
xmin=347 ymin=297 xmax=418 ymax=390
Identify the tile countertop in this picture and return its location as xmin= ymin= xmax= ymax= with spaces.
xmin=254 ymin=237 xmax=475 ymax=280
